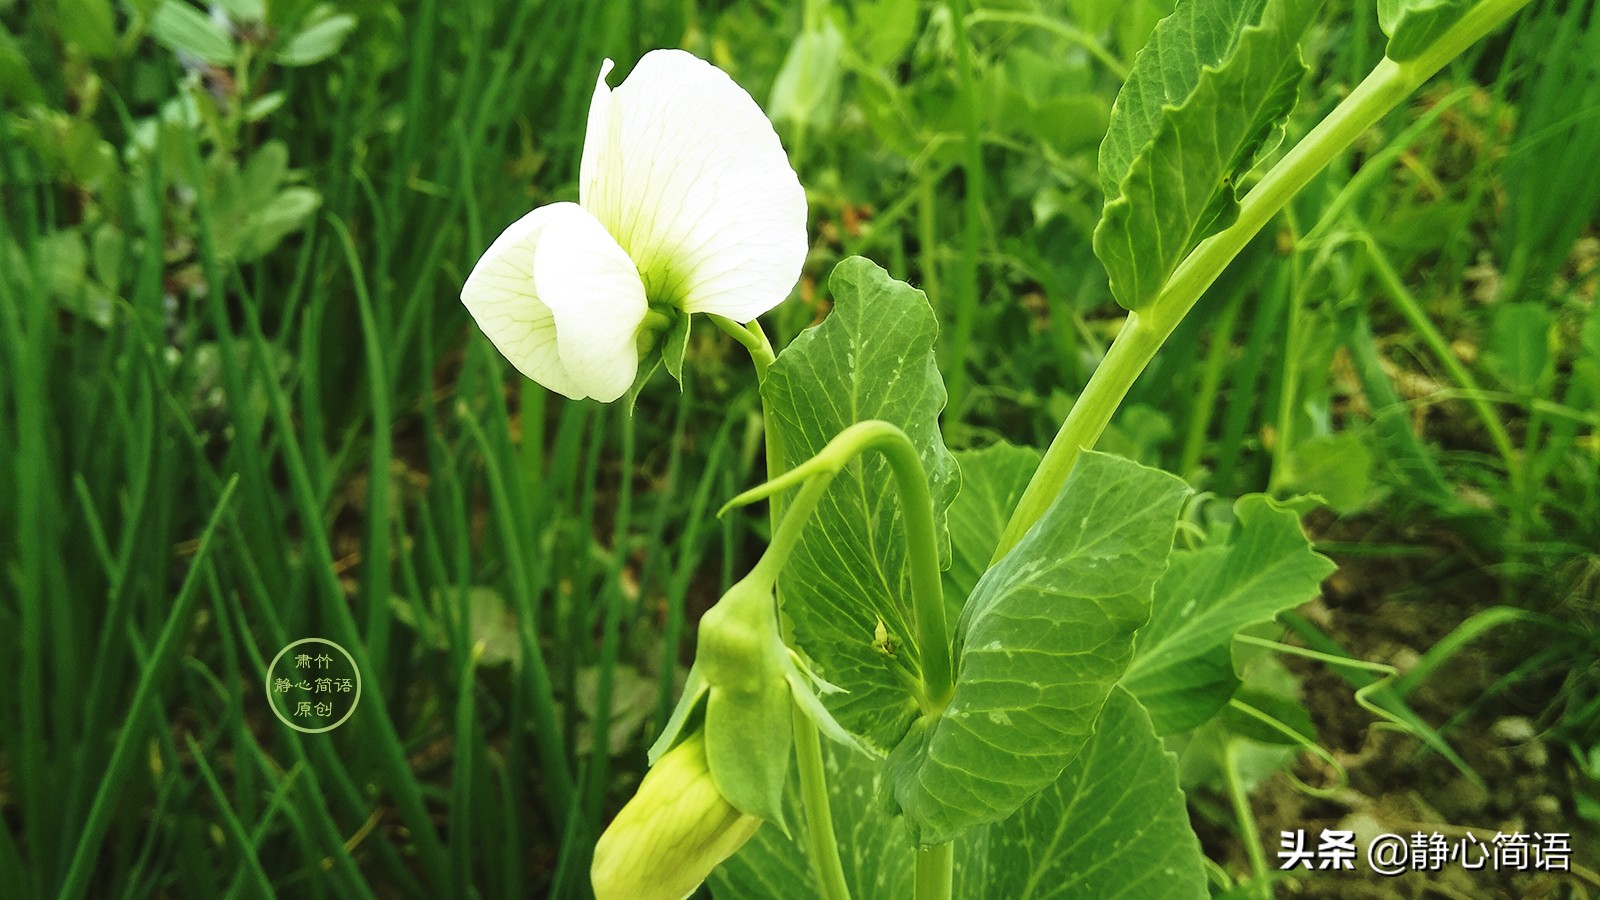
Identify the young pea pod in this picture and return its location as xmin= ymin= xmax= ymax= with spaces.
xmin=591 ymin=731 xmax=761 ymax=900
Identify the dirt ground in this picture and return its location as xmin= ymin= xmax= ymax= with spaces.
xmin=1196 ymin=513 xmax=1599 ymax=898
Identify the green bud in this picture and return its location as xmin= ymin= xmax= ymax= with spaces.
xmin=698 ymin=576 xmax=794 ymax=828
xmin=592 ymin=731 xmax=761 ymax=900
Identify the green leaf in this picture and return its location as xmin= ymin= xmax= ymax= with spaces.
xmin=0 ymin=25 xmax=45 ymax=105
xmin=957 ymin=689 xmax=1208 ymax=899
xmin=891 ymin=451 xmax=1188 ymax=843
xmin=1377 ymin=0 xmax=1471 ymax=61
xmin=942 ymin=443 xmax=1040 ymax=613
xmin=150 ymin=0 xmax=236 ymax=65
xmin=240 ymin=140 xmax=289 ymax=210
xmin=37 ymin=228 xmax=87 ymax=297
xmin=769 ymin=16 xmax=845 ymax=126
xmin=54 ymin=0 xmax=120 ymax=59
xmin=1122 ymin=495 xmax=1334 ymax=735
xmin=1484 ymin=301 xmax=1553 ymax=396
xmin=243 ymin=91 xmax=286 ymax=122
xmin=1095 ymin=0 xmax=1320 ymax=311
xmin=214 ymin=0 xmax=264 ymax=22
xmin=712 ymin=689 xmax=1207 ymax=899
xmin=464 ymin=587 xmax=521 ymax=667
xmin=661 ymin=312 xmax=691 ymax=384
xmin=236 ymin=187 xmax=320 ymax=261
xmin=850 ymin=0 xmax=919 ymax=67
xmin=90 ymin=224 xmax=125 ymax=287
xmin=1280 ymin=433 xmax=1374 ymax=515
xmin=274 ymin=6 xmax=358 ymax=67
xmin=710 ymin=737 xmax=915 ymax=900
xmin=762 ymin=257 xmax=960 ymax=750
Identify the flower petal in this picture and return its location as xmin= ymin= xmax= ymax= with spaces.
xmin=580 ymin=49 xmax=807 ymax=321
xmin=532 ymin=202 xmax=649 ymax=403
xmin=459 ymin=204 xmax=587 ymax=399
xmin=592 ymin=732 xmax=761 ymax=900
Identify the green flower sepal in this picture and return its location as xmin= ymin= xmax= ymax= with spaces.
xmin=649 ymin=574 xmax=868 ymax=831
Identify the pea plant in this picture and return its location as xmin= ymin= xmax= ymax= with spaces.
xmin=461 ymin=0 xmax=1532 ymax=897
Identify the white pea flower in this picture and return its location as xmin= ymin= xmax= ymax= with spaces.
xmin=461 ymin=49 xmax=808 ymax=402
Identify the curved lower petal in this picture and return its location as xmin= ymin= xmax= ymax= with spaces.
xmin=579 ymin=49 xmax=807 ymax=322
xmin=532 ymin=202 xmax=649 ymax=403
xmin=459 ymin=205 xmax=586 ymax=399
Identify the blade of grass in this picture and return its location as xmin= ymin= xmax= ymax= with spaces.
xmin=943 ymin=0 xmax=987 ymax=417
xmin=58 ymin=477 xmax=239 ymax=900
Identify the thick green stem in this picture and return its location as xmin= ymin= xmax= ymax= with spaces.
xmin=993 ymin=314 xmax=1167 ymax=559
xmin=866 ymin=424 xmax=954 ymax=711
xmin=793 ymin=709 xmax=852 ymax=900
xmin=915 ymin=843 xmax=954 ymax=900
xmin=993 ymin=0 xmax=1534 ymax=562
xmin=749 ymin=474 xmax=835 ymax=585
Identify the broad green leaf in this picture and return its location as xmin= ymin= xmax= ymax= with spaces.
xmin=1378 ymin=0 xmax=1471 ymax=61
xmin=1485 ymin=302 xmax=1553 ymax=396
xmin=942 ymin=443 xmax=1040 ymax=613
xmin=150 ymin=0 xmax=236 ymax=65
xmin=891 ymin=451 xmax=1188 ymax=843
xmin=1115 ymin=0 xmax=1180 ymax=62
xmin=274 ymin=6 xmax=358 ymax=67
xmin=38 ymin=228 xmax=88 ymax=297
xmin=1095 ymin=0 xmax=1320 ymax=311
xmin=762 ymin=257 xmax=960 ymax=750
xmin=463 ymin=587 xmax=521 ymax=667
xmin=957 ymin=689 xmax=1208 ymax=899
xmin=712 ymin=689 xmax=1207 ymax=899
xmin=1097 ymin=403 xmax=1175 ymax=467
xmin=1122 ymin=495 xmax=1333 ymax=735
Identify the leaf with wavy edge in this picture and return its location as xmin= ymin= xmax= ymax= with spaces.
xmin=1122 ymin=495 xmax=1335 ymax=735
xmin=761 ymin=256 xmax=960 ymax=750
xmin=1095 ymin=0 xmax=1321 ymax=311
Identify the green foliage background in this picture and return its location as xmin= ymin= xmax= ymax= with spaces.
xmin=1 ymin=0 xmax=1596 ymax=896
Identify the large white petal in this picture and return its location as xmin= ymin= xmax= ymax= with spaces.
xmin=460 ymin=204 xmax=587 ymax=399
xmin=532 ymin=202 xmax=650 ymax=403
xmin=579 ymin=49 xmax=807 ymax=322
